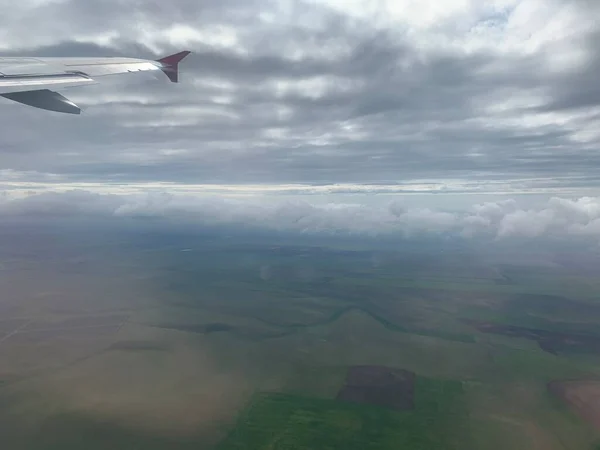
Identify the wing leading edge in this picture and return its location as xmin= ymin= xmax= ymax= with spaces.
xmin=0 ymin=50 xmax=191 ymax=114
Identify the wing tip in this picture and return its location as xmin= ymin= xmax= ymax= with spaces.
xmin=156 ymin=50 xmax=191 ymax=65
xmin=156 ymin=50 xmax=192 ymax=83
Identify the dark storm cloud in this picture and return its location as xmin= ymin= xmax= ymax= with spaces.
xmin=1 ymin=0 xmax=600 ymax=189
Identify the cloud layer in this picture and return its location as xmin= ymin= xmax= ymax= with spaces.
xmin=1 ymin=0 xmax=600 ymax=192
xmin=4 ymin=189 xmax=600 ymax=241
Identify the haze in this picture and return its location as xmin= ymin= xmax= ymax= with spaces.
xmin=3 ymin=0 xmax=600 ymax=449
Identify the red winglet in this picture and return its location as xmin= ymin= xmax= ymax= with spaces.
xmin=156 ymin=50 xmax=191 ymax=83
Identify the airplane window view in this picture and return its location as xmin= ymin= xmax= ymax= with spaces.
xmin=2 ymin=1 xmax=600 ymax=449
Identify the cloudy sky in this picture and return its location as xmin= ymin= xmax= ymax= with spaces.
xmin=1 ymin=0 xmax=600 ymax=239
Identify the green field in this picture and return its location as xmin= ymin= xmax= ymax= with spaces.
xmin=3 ymin=235 xmax=600 ymax=449
xmin=218 ymin=377 xmax=467 ymax=450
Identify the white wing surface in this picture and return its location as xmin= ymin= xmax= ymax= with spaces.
xmin=0 ymin=51 xmax=190 ymax=114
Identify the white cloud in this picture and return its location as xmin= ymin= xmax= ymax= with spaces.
xmin=3 ymin=189 xmax=600 ymax=241
xmin=315 ymin=0 xmax=588 ymax=61
xmin=0 ymin=189 xmax=122 ymax=216
xmin=497 ymin=208 xmax=554 ymax=237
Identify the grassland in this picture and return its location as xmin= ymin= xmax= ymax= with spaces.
xmin=143 ymin=241 xmax=600 ymax=449
xmin=2 ymin=231 xmax=600 ymax=449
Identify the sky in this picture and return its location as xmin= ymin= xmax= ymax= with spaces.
xmin=1 ymin=0 xmax=600 ymax=239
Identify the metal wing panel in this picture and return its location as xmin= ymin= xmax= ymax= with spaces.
xmin=0 ymin=73 xmax=96 ymax=94
xmin=70 ymin=61 xmax=161 ymax=77
xmin=36 ymin=57 xmax=163 ymax=77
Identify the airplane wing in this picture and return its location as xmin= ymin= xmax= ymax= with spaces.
xmin=0 ymin=50 xmax=190 ymax=114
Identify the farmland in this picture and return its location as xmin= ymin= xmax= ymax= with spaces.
xmin=1 ymin=227 xmax=600 ymax=448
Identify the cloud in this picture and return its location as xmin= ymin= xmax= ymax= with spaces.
xmin=0 ymin=189 xmax=122 ymax=216
xmin=4 ymin=189 xmax=600 ymax=242
xmin=0 ymin=0 xmax=599 ymax=192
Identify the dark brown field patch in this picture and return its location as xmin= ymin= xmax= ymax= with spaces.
xmin=464 ymin=319 xmax=600 ymax=355
xmin=336 ymin=365 xmax=416 ymax=411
